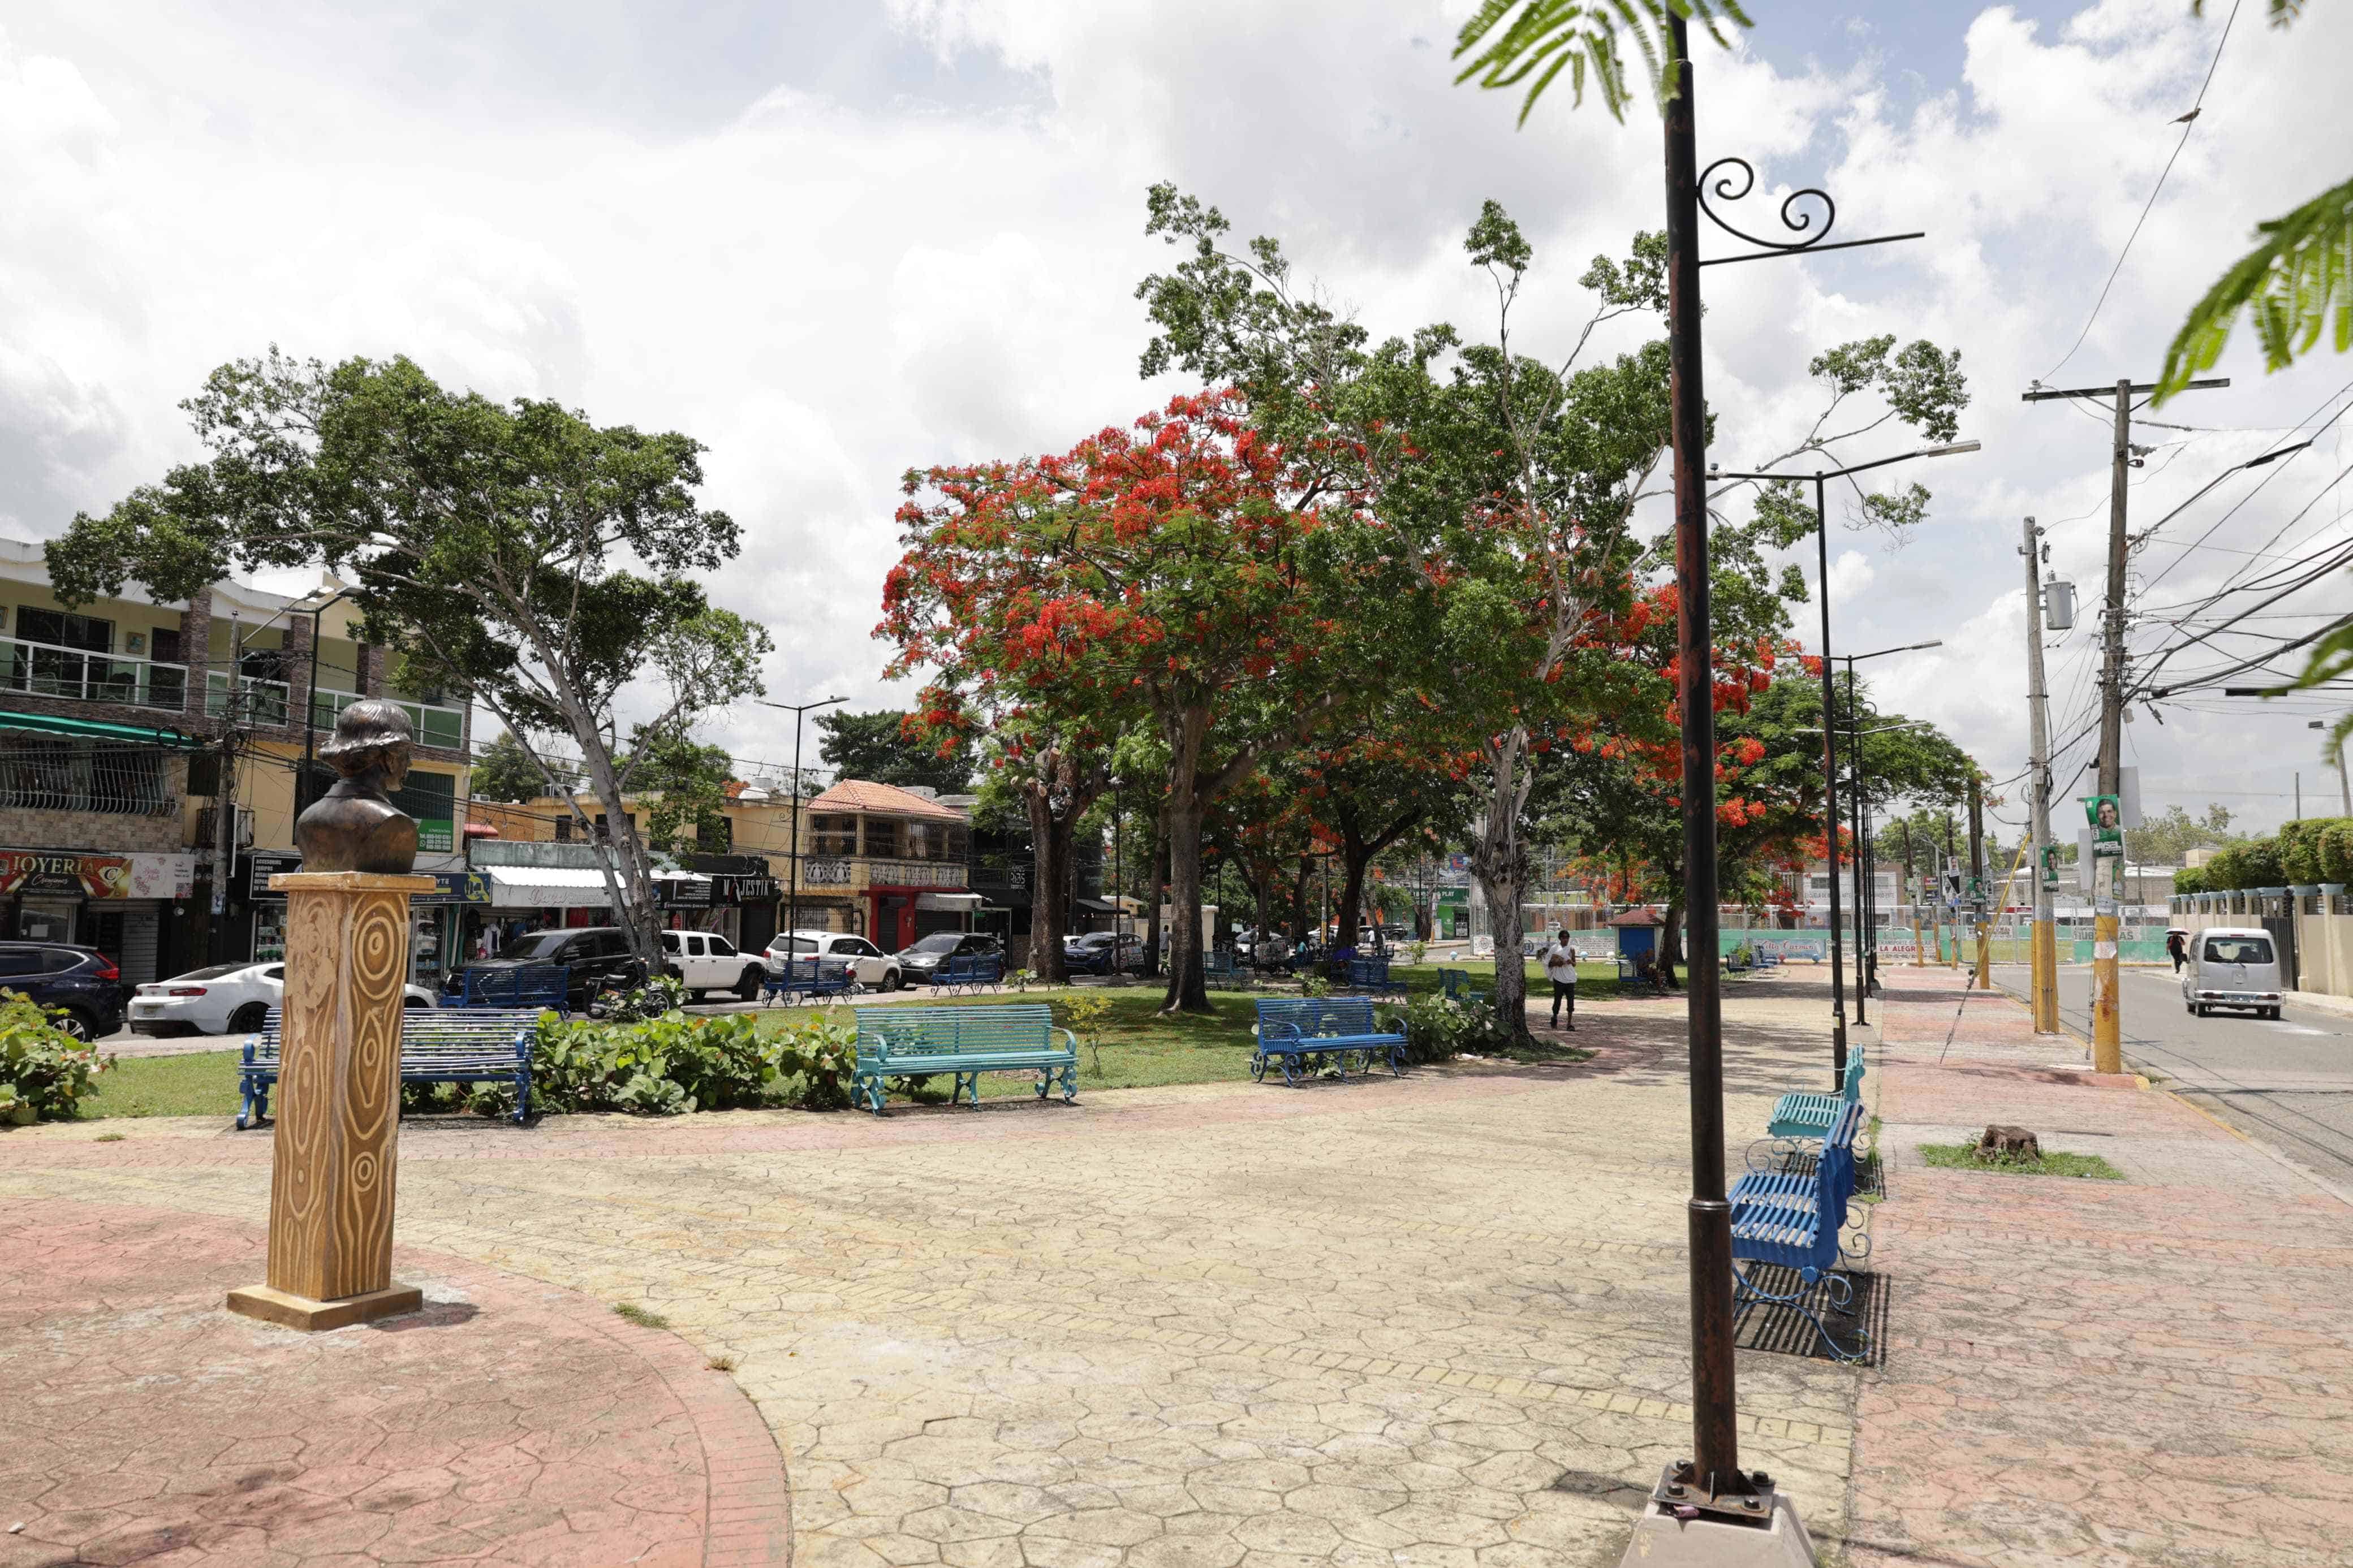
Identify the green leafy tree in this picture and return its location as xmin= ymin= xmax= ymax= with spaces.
xmin=2123 ymin=802 xmax=2244 ymax=865
xmin=622 ymin=736 xmax=736 ymax=854
xmin=45 ymin=350 xmax=770 ymax=967
xmin=815 ymin=709 xmax=977 ymax=794
xmin=469 ymin=729 xmax=551 ymax=804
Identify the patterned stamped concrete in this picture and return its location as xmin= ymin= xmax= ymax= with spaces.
xmin=8 ymin=966 xmax=2350 ymax=1567
xmin=0 ymin=1202 xmax=789 ymax=1568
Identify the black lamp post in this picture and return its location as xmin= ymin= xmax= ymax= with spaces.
xmin=757 ymin=696 xmax=846 ymax=969
xmin=1651 ymin=14 xmax=1932 ymax=1524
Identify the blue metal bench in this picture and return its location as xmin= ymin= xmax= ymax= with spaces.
xmin=1730 ymin=1101 xmax=1869 ymax=1362
xmin=853 ymin=1004 xmax=1077 ymax=1115
xmin=236 ymin=1006 xmax=540 ymax=1130
xmin=1340 ymin=956 xmax=1408 ymax=997
xmin=1436 ymin=967 xmax=1486 ymax=1008
xmin=1252 ymin=997 xmax=1407 ymax=1087
xmin=928 ymin=954 xmax=1005 ymax=995
xmin=761 ymin=957 xmax=858 ymax=1005
xmin=455 ymin=964 xmax=570 ymax=1012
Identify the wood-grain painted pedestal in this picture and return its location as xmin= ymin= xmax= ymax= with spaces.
xmin=227 ymin=871 xmax=437 ymax=1332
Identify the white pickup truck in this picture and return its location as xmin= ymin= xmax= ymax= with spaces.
xmin=658 ymin=930 xmax=766 ymax=1001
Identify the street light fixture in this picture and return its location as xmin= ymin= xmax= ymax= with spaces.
xmin=756 ymin=696 xmax=847 ymax=966
xmin=1714 ymin=430 xmax=1976 ymax=1082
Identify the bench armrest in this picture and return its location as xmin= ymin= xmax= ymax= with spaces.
xmin=1258 ymin=1022 xmax=1302 ymax=1047
xmin=1054 ymin=1027 xmax=1081 ymax=1056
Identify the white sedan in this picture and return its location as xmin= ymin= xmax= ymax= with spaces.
xmin=129 ymin=962 xmax=439 ymax=1036
xmin=765 ymin=930 xmax=902 ymax=991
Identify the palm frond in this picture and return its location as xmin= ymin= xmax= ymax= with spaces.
xmin=1452 ymin=0 xmax=1752 ymax=126
xmin=2156 ymin=174 xmax=2353 ymax=401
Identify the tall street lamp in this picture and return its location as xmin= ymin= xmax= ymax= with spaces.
xmin=1710 ymin=446 xmax=1976 ymax=1081
xmin=757 ymin=696 xmax=846 ymax=969
xmin=1837 ymin=653 xmax=1940 ymax=1023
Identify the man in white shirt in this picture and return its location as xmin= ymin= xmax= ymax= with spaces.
xmin=1542 ymin=927 xmax=1578 ymax=1031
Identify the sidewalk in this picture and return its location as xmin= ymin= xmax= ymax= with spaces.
xmin=0 ymin=1200 xmax=790 ymax=1568
xmin=1847 ymin=965 xmax=2353 ymax=1566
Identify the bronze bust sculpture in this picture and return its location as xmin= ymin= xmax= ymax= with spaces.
xmin=294 ymin=699 xmax=420 ymax=875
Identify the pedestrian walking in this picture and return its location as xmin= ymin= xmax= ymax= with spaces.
xmin=2167 ymin=928 xmax=2188 ymax=973
xmin=1543 ymin=927 xmax=1578 ymax=1031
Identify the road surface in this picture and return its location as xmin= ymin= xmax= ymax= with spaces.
xmin=1992 ymin=961 xmax=2353 ymax=1191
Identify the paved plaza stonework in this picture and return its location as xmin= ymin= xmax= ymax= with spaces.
xmin=6 ymin=970 xmax=2352 ymax=1568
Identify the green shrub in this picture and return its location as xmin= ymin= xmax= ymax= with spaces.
xmin=2322 ymin=822 xmax=2353 ymax=884
xmin=2239 ymin=837 xmax=2287 ymax=889
xmin=598 ymin=975 xmax=688 ymax=1022
xmin=2283 ymin=817 xmax=2350 ymax=884
xmin=521 ymin=1008 xmax=857 ymax=1117
xmin=2171 ymin=866 xmax=2208 ymax=897
xmin=2205 ymin=846 xmax=2244 ymax=891
xmin=0 ymin=990 xmax=110 ymax=1124
xmin=1381 ymin=992 xmax=1512 ymax=1065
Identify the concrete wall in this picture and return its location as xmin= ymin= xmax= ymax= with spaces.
xmin=2176 ymin=895 xmax=2353 ymax=999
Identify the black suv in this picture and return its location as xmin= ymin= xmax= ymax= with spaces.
xmin=453 ymin=926 xmax=645 ymax=1010
xmin=0 ymin=943 xmax=126 ymax=1040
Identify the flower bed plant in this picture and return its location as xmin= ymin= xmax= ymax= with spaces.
xmin=0 ymin=991 xmax=111 ymax=1124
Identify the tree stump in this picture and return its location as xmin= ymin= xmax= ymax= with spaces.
xmin=1976 ymin=1124 xmax=2041 ymax=1163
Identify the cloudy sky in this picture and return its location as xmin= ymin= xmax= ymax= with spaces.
xmin=3 ymin=0 xmax=2348 ymax=833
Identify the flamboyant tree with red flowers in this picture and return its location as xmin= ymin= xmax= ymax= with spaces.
xmin=880 ymin=391 xmax=1368 ymax=1012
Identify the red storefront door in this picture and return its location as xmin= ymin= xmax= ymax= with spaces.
xmin=871 ymin=893 xmax=915 ymax=951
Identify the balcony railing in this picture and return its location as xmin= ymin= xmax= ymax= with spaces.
xmin=0 ymin=637 xmax=188 ymax=712
xmin=206 ymin=671 xmax=289 ymax=725
xmin=800 ymin=857 xmax=967 ymax=889
xmin=311 ymin=688 xmax=466 ymax=750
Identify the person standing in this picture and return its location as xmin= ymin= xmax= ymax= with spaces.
xmin=1543 ymin=927 xmax=1579 ymax=1031
xmin=2167 ymin=928 xmax=2188 ymax=973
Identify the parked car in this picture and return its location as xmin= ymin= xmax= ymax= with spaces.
xmin=1063 ymin=931 xmax=1147 ymax=975
xmin=658 ymin=930 xmax=767 ymax=1001
xmin=0 ymin=943 xmax=124 ymax=1040
xmin=765 ymin=930 xmax=902 ymax=991
xmin=455 ymin=926 xmax=644 ymax=1010
xmin=896 ymin=931 xmax=1003 ymax=984
xmin=130 ymin=962 xmax=438 ymax=1037
xmin=2182 ymin=927 xmax=2285 ymax=1020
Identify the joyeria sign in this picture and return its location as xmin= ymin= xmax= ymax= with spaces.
xmin=0 ymin=850 xmax=192 ymax=900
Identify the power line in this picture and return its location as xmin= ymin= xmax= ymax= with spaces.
xmin=2042 ymin=0 xmax=2243 ymax=383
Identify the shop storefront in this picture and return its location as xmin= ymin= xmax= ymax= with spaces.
xmin=243 ymin=851 xmax=486 ymax=988
xmin=0 ymin=848 xmax=195 ymax=984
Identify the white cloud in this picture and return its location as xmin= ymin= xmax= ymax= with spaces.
xmin=0 ymin=0 xmax=2345 ymax=824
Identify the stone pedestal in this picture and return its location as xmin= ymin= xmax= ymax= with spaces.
xmin=227 ymin=871 xmax=436 ymax=1332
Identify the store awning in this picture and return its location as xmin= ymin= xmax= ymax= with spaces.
xmin=482 ymin=866 xmax=618 ymax=909
xmin=917 ymin=891 xmax=984 ymax=911
xmin=1073 ymin=897 xmax=1120 ymax=913
xmin=0 ymin=710 xmax=205 ymax=749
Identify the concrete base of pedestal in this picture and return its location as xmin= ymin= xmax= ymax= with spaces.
xmin=226 ymin=1281 xmax=424 ymax=1332
xmin=1615 ymin=1496 xmax=1818 ymax=1568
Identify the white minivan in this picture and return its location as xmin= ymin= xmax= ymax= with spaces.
xmin=2182 ymin=927 xmax=2285 ymax=1020
xmin=658 ymin=930 xmax=766 ymax=1001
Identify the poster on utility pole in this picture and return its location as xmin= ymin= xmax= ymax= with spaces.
xmin=2084 ymin=795 xmax=2123 ymax=915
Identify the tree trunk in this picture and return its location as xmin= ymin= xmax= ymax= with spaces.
xmin=1289 ymin=857 xmax=1311 ymax=942
xmin=1469 ymin=727 xmax=1535 ymax=1040
xmin=1144 ymin=829 xmax=1165 ymax=978
xmin=1337 ymin=844 xmax=1369 ymax=949
xmin=1661 ymin=896 xmax=1685 ymax=989
xmin=1026 ymin=791 xmax=1074 ymax=983
xmin=1157 ymin=708 xmax=1213 ymax=1016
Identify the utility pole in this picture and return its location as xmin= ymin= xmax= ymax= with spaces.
xmin=1967 ymin=771 xmax=1989 ymax=990
xmin=2022 ymin=373 xmax=2226 ymax=1073
xmin=2021 ymin=517 xmax=2061 ymax=1031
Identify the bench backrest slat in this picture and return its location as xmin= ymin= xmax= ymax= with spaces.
xmin=460 ymin=965 xmax=570 ymax=1008
xmin=1840 ymin=1049 xmax=1867 ymax=1103
xmin=1256 ymin=996 xmax=1385 ymax=1039
xmin=250 ymin=1005 xmax=540 ymax=1059
xmin=857 ymin=1004 xmax=1055 ymax=1060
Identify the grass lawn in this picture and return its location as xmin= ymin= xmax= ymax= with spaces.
xmin=74 ymin=1049 xmax=244 ymax=1121
xmin=1917 ymin=1142 xmax=2124 ymax=1181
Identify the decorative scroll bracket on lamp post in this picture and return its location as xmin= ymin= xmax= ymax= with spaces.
xmin=227 ymin=699 xmax=434 ymax=1332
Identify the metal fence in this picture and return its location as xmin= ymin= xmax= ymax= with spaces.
xmin=0 ymin=737 xmax=178 ymax=816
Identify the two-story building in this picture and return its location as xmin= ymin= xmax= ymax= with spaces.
xmin=0 ymin=541 xmax=473 ymax=985
xmin=779 ymin=780 xmax=978 ymax=949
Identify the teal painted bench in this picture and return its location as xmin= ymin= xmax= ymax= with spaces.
xmin=1436 ymin=967 xmax=1486 ymax=1008
xmin=853 ymin=1004 xmax=1077 ymax=1116
xmin=1770 ymin=1049 xmax=1866 ymax=1141
xmin=1252 ymin=997 xmax=1407 ymax=1087
xmin=237 ymin=1006 xmax=540 ymax=1129
xmin=1204 ymin=949 xmax=1252 ymax=990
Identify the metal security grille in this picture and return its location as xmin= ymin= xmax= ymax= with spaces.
xmin=0 ymin=737 xmax=176 ymax=816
